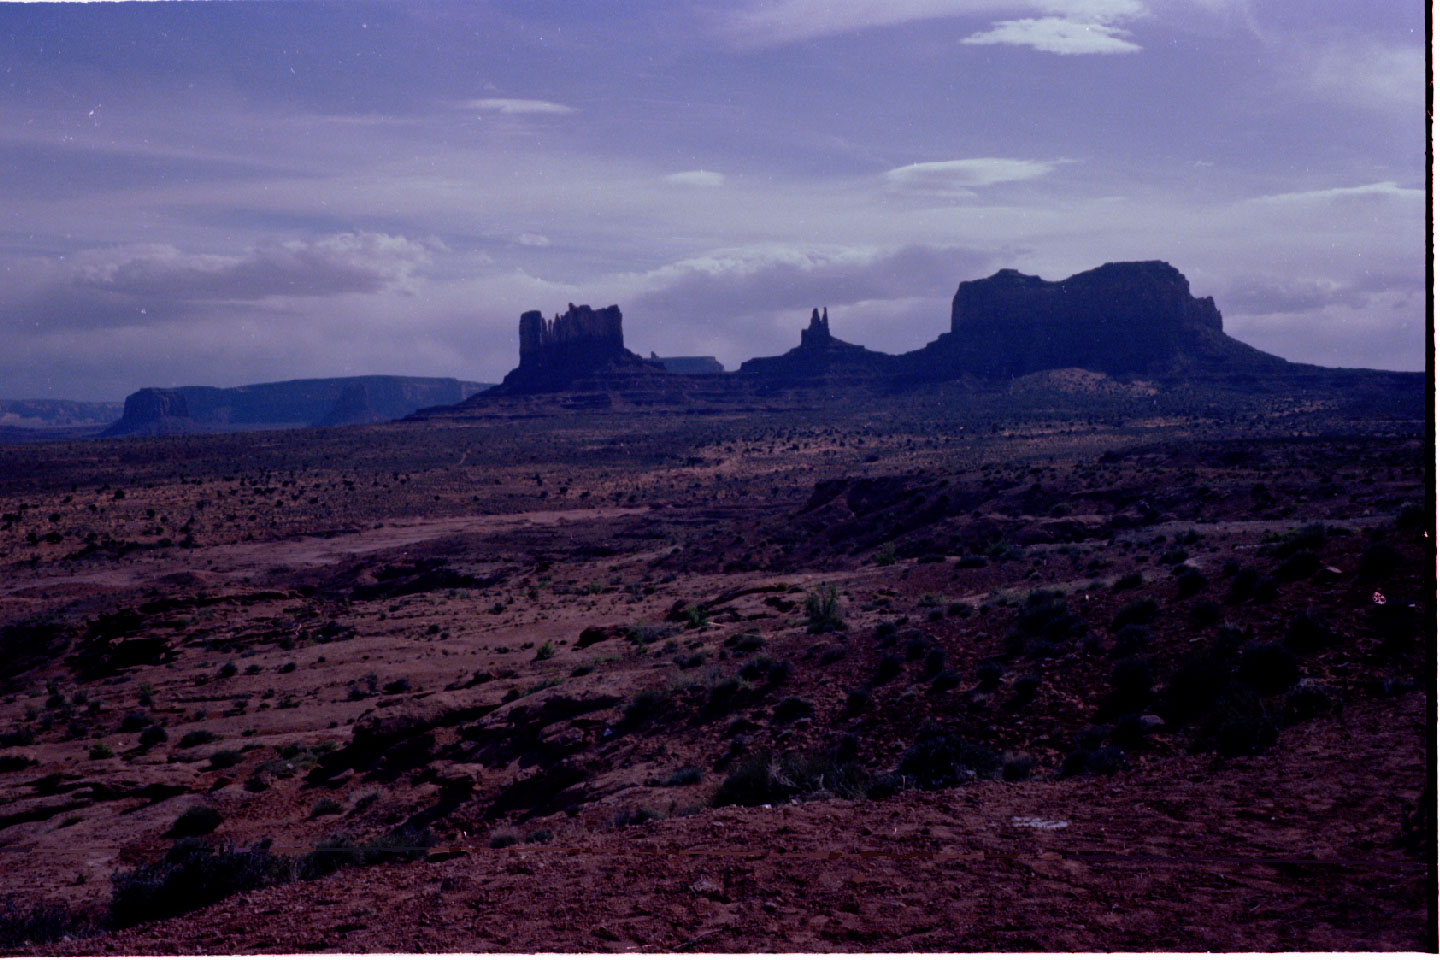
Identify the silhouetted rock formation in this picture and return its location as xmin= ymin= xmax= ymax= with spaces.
xmin=104 ymin=376 xmax=489 ymax=436
xmin=739 ymin=307 xmax=896 ymax=384
xmin=492 ymin=304 xmax=666 ymax=395
xmin=103 ymin=388 xmax=202 ymax=437
xmin=904 ymin=261 xmax=1286 ymax=380
xmin=650 ymin=354 xmax=725 ymax=375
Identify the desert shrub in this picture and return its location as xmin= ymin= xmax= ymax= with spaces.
xmin=1011 ymin=590 xmax=1087 ymax=646
xmin=88 ymin=743 xmax=114 ymax=761
xmin=1001 ymin=753 xmax=1034 ymax=781
xmin=673 ymin=652 xmax=706 ymax=670
xmin=308 ymin=799 xmax=343 ymax=818
xmin=835 ymin=732 xmax=860 ymax=764
xmin=843 ymin=687 xmax=872 ymax=716
xmin=873 ymin=654 xmax=902 ymax=686
xmin=622 ymin=690 xmax=669 ymax=726
xmin=0 ymin=728 xmax=34 ymax=749
xmin=772 ymin=697 xmax=814 ymax=723
xmin=218 ymin=662 xmax=237 ymax=679
xmin=711 ymin=749 xmax=867 ymax=807
xmin=897 ymin=728 xmax=999 ymax=789
xmin=1157 ymin=652 xmax=1231 ymax=724
xmin=900 ymin=635 xmax=928 ymax=662
xmin=1011 ymin=674 xmax=1040 ymax=703
xmin=1060 ymin=743 xmax=1127 ymax=777
xmin=0 ymin=755 xmax=33 ymax=773
xmin=1110 ymin=624 xmax=1151 ymax=658
xmin=168 ymin=806 xmax=223 ymax=838
xmin=663 ymin=766 xmax=703 ymax=787
xmin=1112 ymin=572 xmax=1143 ymax=591
xmin=872 ymin=621 xmax=897 ymax=644
xmin=118 ymin=711 xmax=150 ymax=733
xmin=488 ymin=828 xmax=520 ymax=849
xmin=1159 ymin=546 xmax=1188 ymax=566
xmin=110 ymin=838 xmax=289 ymax=928
xmin=954 ymin=555 xmax=987 ymax=569
xmin=0 ymin=896 xmax=95 ymax=947
xmin=1237 ymin=642 xmax=1299 ymax=694
xmin=1358 ymin=543 xmax=1402 ymax=580
xmin=976 ymin=659 xmax=1003 ymax=691
xmin=1285 ymin=680 xmax=1337 ymax=722
xmin=1272 ymin=523 xmax=1326 ymax=558
xmin=1188 ymin=599 xmax=1222 ymax=628
xmin=804 ymin=585 xmax=846 ymax=633
xmin=1110 ymin=598 xmax=1159 ymax=632
xmin=177 ymin=730 xmax=217 ymax=749
xmin=576 ymin=626 xmax=608 ymax=649
xmin=1285 ymin=609 xmax=1337 ymax=652
xmin=1103 ymin=656 xmax=1154 ymax=715
xmin=278 ymin=661 xmax=297 ymax=674
xmin=382 ymin=678 xmax=412 ymax=695
xmin=207 ymin=748 xmax=243 ymax=770
xmin=874 ymin=543 xmax=897 ymax=566
xmin=1274 ymin=550 xmax=1320 ymax=582
xmin=525 ymin=828 xmax=553 ymax=844
xmin=532 ymin=642 xmax=555 ymax=662
xmin=138 ymin=724 xmax=168 ymax=748
xmin=1176 ymin=568 xmax=1208 ymax=599
xmin=611 ymin=806 xmax=661 ymax=828
xmin=1193 ymin=685 xmax=1276 ymax=756
xmin=1228 ymin=566 xmax=1276 ymax=603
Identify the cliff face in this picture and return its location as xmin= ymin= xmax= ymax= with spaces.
xmin=491 ymin=303 xmax=665 ymax=394
xmin=103 ymin=377 xmax=489 ymax=436
xmin=908 ymin=261 xmax=1279 ymax=379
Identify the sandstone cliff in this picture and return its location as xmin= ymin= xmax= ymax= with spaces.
xmin=739 ymin=308 xmax=896 ymax=383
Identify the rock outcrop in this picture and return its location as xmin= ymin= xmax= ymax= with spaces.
xmin=489 ymin=304 xmax=668 ymax=395
xmin=103 ymin=376 xmax=489 ymax=437
xmin=739 ymin=308 xmax=896 ymax=384
xmin=649 ymin=354 xmax=725 ymax=375
xmin=904 ymin=261 xmax=1286 ymax=380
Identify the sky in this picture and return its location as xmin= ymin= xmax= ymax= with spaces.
xmin=0 ymin=0 xmax=1427 ymax=400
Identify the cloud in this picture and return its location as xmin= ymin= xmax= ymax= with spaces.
xmin=884 ymin=158 xmax=1058 ymax=194
xmin=960 ymin=17 xmax=1141 ymax=53
xmin=1252 ymin=181 xmax=1423 ymax=206
xmin=665 ymin=170 xmax=727 ymax=187
xmin=515 ymin=233 xmax=551 ymax=247
xmin=465 ymin=98 xmax=575 ymax=115
xmin=718 ymin=0 xmax=1145 ymax=47
xmin=1218 ymin=270 xmax=1423 ymax=316
xmin=623 ymin=243 xmax=991 ymax=333
xmin=1297 ymin=39 xmax=1423 ymax=115
xmin=67 ymin=233 xmax=436 ymax=303
xmin=2 ymin=232 xmax=437 ymax=339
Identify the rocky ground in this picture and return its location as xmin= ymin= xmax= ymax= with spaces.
xmin=0 ymin=383 xmax=1430 ymax=952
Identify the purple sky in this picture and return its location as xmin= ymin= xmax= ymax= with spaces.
xmin=0 ymin=0 xmax=1426 ymax=400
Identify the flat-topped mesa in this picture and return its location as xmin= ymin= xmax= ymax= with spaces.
xmin=914 ymin=259 xmax=1275 ymax=379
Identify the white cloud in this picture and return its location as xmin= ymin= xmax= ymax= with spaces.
xmin=515 ymin=233 xmax=551 ymax=247
xmin=465 ymin=98 xmax=576 ymax=115
xmin=961 ymin=17 xmax=1141 ymax=53
xmin=1299 ymin=40 xmax=1423 ymax=115
xmin=885 ymin=158 xmax=1058 ymax=194
xmin=665 ymin=170 xmax=727 ymax=187
xmin=1252 ymin=181 xmax=1424 ymax=206
xmin=719 ymin=0 xmax=1145 ymax=47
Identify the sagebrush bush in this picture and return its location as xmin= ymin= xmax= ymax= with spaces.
xmin=897 ymin=728 xmax=999 ymax=789
xmin=1285 ymin=609 xmax=1336 ymax=652
xmin=1110 ymin=598 xmax=1159 ymax=631
xmin=1237 ymin=642 xmax=1299 ymax=694
xmin=1193 ymin=684 xmax=1276 ymax=756
xmin=711 ymin=749 xmax=867 ymax=807
xmin=167 ymin=805 xmax=223 ymax=838
xmin=804 ymin=585 xmax=846 ymax=633
xmin=110 ymin=839 xmax=289 ymax=928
